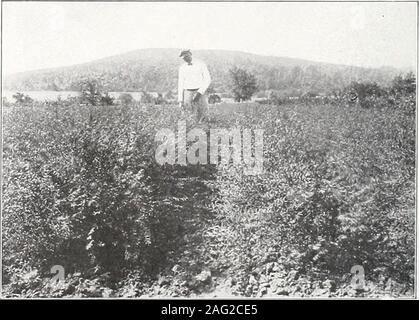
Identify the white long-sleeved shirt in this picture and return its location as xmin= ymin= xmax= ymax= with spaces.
xmin=178 ymin=59 xmax=211 ymax=102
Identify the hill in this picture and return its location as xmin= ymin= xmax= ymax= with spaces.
xmin=3 ymin=48 xmax=403 ymax=95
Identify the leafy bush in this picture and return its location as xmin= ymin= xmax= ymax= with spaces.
xmin=209 ymin=87 xmax=415 ymax=294
xmin=2 ymin=75 xmax=416 ymax=297
xmin=12 ymin=92 xmax=33 ymax=105
xmin=3 ymin=102 xmax=187 ymax=287
xmin=79 ymin=79 xmax=114 ymax=106
xmin=347 ymin=82 xmax=386 ymax=108
xmin=208 ymin=94 xmax=221 ymax=104
xmin=229 ymin=67 xmax=258 ymax=102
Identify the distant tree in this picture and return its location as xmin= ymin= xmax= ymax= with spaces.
xmin=208 ymin=94 xmax=221 ymax=104
xmin=350 ymin=82 xmax=384 ymax=98
xmin=347 ymin=81 xmax=385 ymax=108
xmin=391 ymin=72 xmax=416 ymax=95
xmin=79 ymin=79 xmax=103 ymax=106
xmin=229 ymin=67 xmax=258 ymax=102
xmin=290 ymin=66 xmax=303 ymax=86
xmin=12 ymin=92 xmax=33 ymax=105
xmin=79 ymin=79 xmax=114 ymax=106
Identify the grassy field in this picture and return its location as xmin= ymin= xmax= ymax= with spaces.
xmin=2 ymin=97 xmax=415 ymax=297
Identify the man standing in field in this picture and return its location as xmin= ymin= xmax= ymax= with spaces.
xmin=178 ymin=50 xmax=211 ymax=123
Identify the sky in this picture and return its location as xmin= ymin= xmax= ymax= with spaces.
xmin=2 ymin=1 xmax=417 ymax=75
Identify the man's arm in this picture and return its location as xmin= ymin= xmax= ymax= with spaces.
xmin=198 ymin=63 xmax=211 ymax=95
xmin=178 ymin=66 xmax=184 ymax=103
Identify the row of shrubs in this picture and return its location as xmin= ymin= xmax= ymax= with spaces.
xmin=2 ymin=74 xmax=416 ymax=296
xmin=2 ymin=103 xmax=187 ymax=294
xmin=209 ymin=86 xmax=415 ymax=294
xmin=267 ymin=72 xmax=416 ymax=112
xmin=5 ymin=79 xmax=178 ymax=108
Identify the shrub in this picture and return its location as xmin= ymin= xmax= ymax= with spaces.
xmin=209 ymin=94 xmax=415 ymax=294
xmin=79 ymin=79 xmax=114 ymax=106
xmin=347 ymin=82 xmax=386 ymax=108
xmin=208 ymin=94 xmax=221 ymax=104
xmin=2 ymin=104 xmax=186 ymax=285
xmin=229 ymin=67 xmax=258 ymax=102
xmin=12 ymin=92 xmax=33 ymax=105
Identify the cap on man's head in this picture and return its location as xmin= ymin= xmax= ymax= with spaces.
xmin=179 ymin=49 xmax=192 ymax=57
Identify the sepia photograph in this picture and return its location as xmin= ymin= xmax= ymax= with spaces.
xmin=1 ymin=0 xmax=417 ymax=300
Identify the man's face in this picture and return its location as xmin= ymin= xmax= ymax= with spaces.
xmin=182 ymin=52 xmax=192 ymax=64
